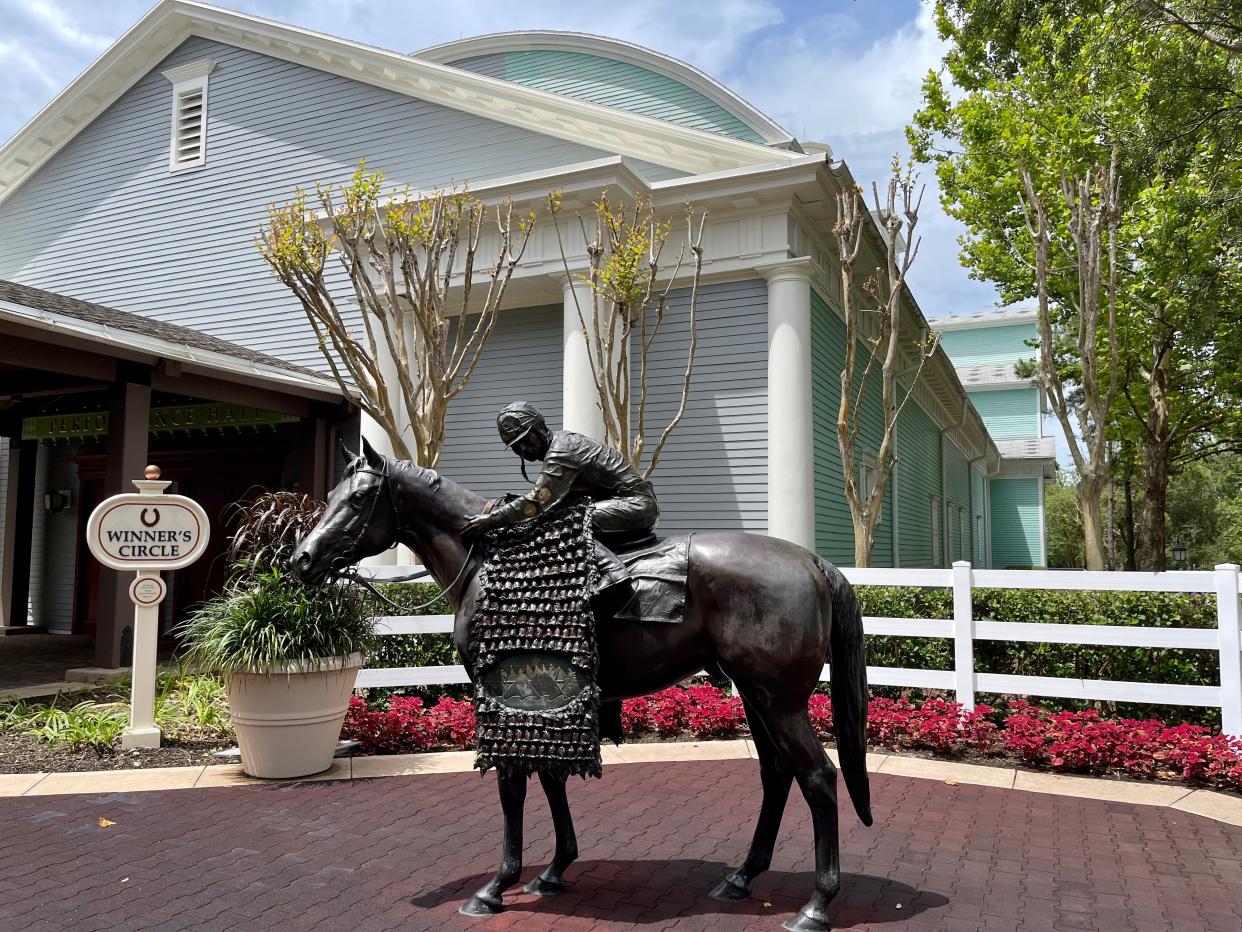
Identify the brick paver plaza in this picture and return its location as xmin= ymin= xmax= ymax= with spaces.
xmin=1 ymin=760 xmax=1239 ymax=931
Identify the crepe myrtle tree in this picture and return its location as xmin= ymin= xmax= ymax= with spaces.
xmin=258 ymin=164 xmax=535 ymax=466
xmin=1018 ymin=155 xmax=1122 ymax=572
xmin=834 ymin=160 xmax=940 ymax=567
xmin=546 ymin=190 xmax=707 ymax=477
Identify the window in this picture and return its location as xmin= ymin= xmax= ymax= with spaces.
xmin=859 ymin=453 xmax=880 ymax=525
xmin=162 ymin=59 xmax=216 ymax=171
xmin=931 ymin=495 xmax=942 ymax=567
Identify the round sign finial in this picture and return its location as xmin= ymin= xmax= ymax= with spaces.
xmin=144 ymin=465 xmax=161 ymax=480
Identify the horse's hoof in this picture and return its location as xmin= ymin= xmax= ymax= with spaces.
xmin=524 ymin=875 xmax=565 ymax=896
xmin=708 ymin=876 xmax=751 ymax=901
xmin=783 ymin=906 xmax=831 ymax=931
xmin=459 ymin=894 xmax=503 ymax=917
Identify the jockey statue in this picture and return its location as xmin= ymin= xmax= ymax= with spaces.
xmin=461 ymin=401 xmax=659 ymax=600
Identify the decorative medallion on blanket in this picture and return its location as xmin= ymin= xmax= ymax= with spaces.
xmin=470 ymin=499 xmax=602 ymax=780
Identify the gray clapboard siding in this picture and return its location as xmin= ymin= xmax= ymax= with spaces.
xmin=437 ymin=305 xmax=565 ymax=499
xmin=635 ymin=279 xmax=767 ymax=535
xmin=0 ymin=36 xmax=614 ymax=370
xmin=436 ymin=280 xmax=767 ymax=536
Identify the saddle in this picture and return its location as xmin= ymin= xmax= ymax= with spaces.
xmin=609 ymin=535 xmax=692 ymax=625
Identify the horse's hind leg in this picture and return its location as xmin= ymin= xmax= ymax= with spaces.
xmin=747 ymin=700 xmax=842 ymax=932
xmin=710 ymin=696 xmax=793 ymax=902
xmin=525 ymin=772 xmax=579 ymax=895
xmin=460 ymin=770 xmax=527 ymax=916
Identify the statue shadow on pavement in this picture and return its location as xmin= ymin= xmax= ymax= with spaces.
xmin=409 ymin=860 xmax=949 ymax=925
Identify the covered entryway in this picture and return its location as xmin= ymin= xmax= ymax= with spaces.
xmin=0 ymin=280 xmax=355 ymax=676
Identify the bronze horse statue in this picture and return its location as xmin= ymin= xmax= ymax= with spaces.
xmin=293 ymin=439 xmax=872 ymax=931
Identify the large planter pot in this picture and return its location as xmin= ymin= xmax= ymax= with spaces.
xmin=226 ymin=653 xmax=362 ymax=779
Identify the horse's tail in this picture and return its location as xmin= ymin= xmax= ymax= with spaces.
xmin=814 ymin=555 xmax=872 ymax=826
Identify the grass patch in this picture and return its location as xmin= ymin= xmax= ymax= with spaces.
xmin=0 ymin=671 xmax=234 ymax=751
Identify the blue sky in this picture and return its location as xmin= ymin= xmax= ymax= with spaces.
xmin=0 ymin=0 xmax=1002 ymax=316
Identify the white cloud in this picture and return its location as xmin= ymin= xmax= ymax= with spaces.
xmin=725 ymin=2 xmax=1000 ymax=314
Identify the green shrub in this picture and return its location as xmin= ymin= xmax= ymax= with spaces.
xmin=178 ymin=492 xmax=375 ymax=674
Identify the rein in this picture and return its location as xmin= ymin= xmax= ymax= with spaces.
xmin=330 ymin=459 xmax=480 ymax=614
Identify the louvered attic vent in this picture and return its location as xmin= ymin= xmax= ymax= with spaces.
xmin=161 ymin=59 xmax=216 ymax=172
xmin=173 ymin=88 xmax=205 ymax=165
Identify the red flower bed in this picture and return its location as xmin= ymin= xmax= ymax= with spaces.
xmin=342 ymin=687 xmax=1242 ymax=792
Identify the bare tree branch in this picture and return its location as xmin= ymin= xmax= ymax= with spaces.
xmin=258 ymin=163 xmax=533 ymax=466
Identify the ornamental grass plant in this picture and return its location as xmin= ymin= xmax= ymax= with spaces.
xmin=177 ymin=492 xmax=374 ymax=674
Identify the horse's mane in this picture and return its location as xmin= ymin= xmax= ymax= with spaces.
xmin=391 ymin=457 xmax=486 ymax=515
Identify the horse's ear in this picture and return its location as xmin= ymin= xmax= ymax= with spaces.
xmin=337 ymin=436 xmax=355 ymax=463
xmin=361 ymin=435 xmax=384 ymax=466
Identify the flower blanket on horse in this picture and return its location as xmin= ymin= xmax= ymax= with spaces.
xmin=470 ymin=499 xmax=602 ymax=780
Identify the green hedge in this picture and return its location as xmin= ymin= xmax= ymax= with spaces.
xmin=362 ymin=581 xmax=1223 ymax=725
xmin=364 ymin=583 xmax=464 ymax=703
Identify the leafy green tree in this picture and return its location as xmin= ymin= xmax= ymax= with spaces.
xmin=1045 ymin=475 xmax=1087 ymax=568
xmin=911 ymin=0 xmax=1242 ymax=570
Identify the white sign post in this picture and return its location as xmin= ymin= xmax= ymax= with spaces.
xmin=86 ymin=465 xmax=209 ymax=749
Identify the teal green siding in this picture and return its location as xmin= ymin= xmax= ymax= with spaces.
xmin=944 ymin=441 xmax=972 ymax=563
xmin=810 ymin=287 xmax=992 ymax=568
xmin=894 ymin=400 xmax=943 ymax=568
xmin=971 ymin=467 xmax=987 ymax=565
xmin=990 ymin=478 xmax=1043 ymax=568
xmin=811 ymin=289 xmax=892 ymax=566
xmin=450 ymin=50 xmax=767 ymax=143
xmin=969 ymin=387 xmax=1040 ymax=439
xmin=938 ymin=323 xmax=1037 ymax=367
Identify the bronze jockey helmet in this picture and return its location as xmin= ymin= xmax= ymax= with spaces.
xmin=497 ymin=401 xmax=550 ymax=449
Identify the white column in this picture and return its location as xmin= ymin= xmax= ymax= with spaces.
xmin=561 ymin=274 xmax=605 ymax=440
xmin=758 ymin=258 xmax=815 ymax=550
xmin=360 ymin=313 xmax=415 ymax=566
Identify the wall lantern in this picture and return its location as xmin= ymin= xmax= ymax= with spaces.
xmin=43 ymin=489 xmax=72 ymax=513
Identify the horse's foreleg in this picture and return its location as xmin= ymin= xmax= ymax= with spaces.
xmin=525 ymin=772 xmax=579 ymax=895
xmin=710 ymin=696 xmax=793 ymax=902
xmin=460 ymin=770 xmax=527 ymax=916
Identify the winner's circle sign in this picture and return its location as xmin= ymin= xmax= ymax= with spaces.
xmin=86 ymin=492 xmax=210 ymax=571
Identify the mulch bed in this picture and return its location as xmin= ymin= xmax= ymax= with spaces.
xmin=0 ymin=732 xmax=230 ymax=773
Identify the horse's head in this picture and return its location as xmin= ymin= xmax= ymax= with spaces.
xmin=292 ymin=436 xmax=401 ymax=585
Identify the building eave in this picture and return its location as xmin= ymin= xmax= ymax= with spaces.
xmin=927 ymin=307 xmax=1040 ymax=332
xmin=0 ymin=0 xmax=801 ymax=210
xmin=0 ymin=298 xmax=343 ymax=403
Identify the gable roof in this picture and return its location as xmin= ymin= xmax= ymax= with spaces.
xmin=417 ymin=31 xmax=794 ymax=147
xmin=0 ymin=0 xmax=802 ymax=209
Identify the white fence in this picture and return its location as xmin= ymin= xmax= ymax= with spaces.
xmin=356 ymin=561 xmax=1242 ymax=737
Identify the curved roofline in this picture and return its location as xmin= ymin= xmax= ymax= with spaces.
xmin=415 ymin=30 xmax=797 ymax=149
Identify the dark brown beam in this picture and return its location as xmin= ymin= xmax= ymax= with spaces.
xmin=95 ymin=372 xmax=151 ymax=668
xmin=150 ymin=369 xmax=310 ymax=418
xmin=300 ymin=417 xmax=330 ymax=500
xmin=0 ymin=330 xmax=121 ymax=381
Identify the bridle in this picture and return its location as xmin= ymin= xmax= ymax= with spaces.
xmin=328 ymin=457 xmax=476 ymax=613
